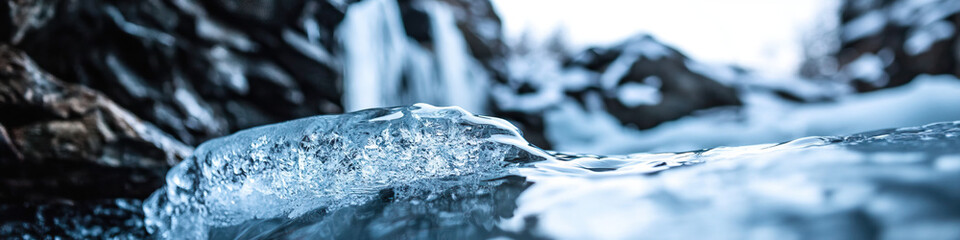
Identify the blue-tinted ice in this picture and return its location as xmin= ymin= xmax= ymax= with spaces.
xmin=142 ymin=104 xmax=548 ymax=238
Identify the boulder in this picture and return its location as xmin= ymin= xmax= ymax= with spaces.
xmin=568 ymin=35 xmax=742 ymax=129
xmin=492 ymin=35 xmax=742 ymax=148
xmin=0 ymin=45 xmax=191 ymax=200
xmin=2 ymin=0 xmax=351 ymax=145
xmin=836 ymin=0 xmax=960 ymax=91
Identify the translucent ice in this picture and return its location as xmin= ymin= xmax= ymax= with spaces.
xmin=142 ymin=104 xmax=548 ymax=239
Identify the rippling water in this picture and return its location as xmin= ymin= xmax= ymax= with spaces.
xmin=511 ymin=121 xmax=960 ymax=239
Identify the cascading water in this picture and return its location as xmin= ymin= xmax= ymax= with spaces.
xmin=337 ymin=0 xmax=489 ymax=113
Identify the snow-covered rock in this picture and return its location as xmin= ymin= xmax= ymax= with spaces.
xmin=492 ymin=34 xmax=742 ymax=148
xmin=837 ymin=0 xmax=960 ymax=91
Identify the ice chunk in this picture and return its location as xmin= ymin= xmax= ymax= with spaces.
xmin=143 ymin=104 xmax=549 ymax=239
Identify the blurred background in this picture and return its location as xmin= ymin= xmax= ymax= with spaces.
xmin=2 ymin=0 xmax=960 ymax=237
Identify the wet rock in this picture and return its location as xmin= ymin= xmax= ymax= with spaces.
xmin=576 ymin=35 xmax=742 ymax=129
xmin=836 ymin=0 xmax=960 ymax=91
xmin=0 ymin=124 xmax=22 ymax=160
xmin=2 ymin=0 xmax=350 ymax=145
xmin=0 ymin=45 xmax=191 ymax=200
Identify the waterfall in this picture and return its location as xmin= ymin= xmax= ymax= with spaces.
xmin=337 ymin=0 xmax=407 ymax=112
xmin=337 ymin=0 xmax=489 ymax=113
xmin=422 ymin=1 xmax=489 ymax=113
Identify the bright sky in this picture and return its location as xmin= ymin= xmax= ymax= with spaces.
xmin=491 ymin=0 xmax=839 ymax=77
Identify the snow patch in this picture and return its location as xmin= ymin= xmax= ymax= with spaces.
xmin=905 ymin=20 xmax=955 ymax=56
xmin=843 ymin=10 xmax=887 ymax=42
xmin=616 ymin=78 xmax=662 ymax=107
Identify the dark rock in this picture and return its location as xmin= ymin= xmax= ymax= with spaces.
xmin=836 ymin=0 xmax=960 ymax=91
xmin=0 ymin=124 xmax=22 ymax=160
xmin=441 ymin=0 xmax=507 ymax=64
xmin=2 ymin=0 xmax=350 ymax=145
xmin=592 ymin=36 xmax=742 ymax=129
xmin=399 ymin=0 xmax=434 ymax=44
xmin=0 ymin=45 xmax=191 ymax=201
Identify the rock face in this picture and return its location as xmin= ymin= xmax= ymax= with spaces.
xmin=0 ymin=44 xmax=189 ymax=238
xmin=3 ymin=0 xmax=351 ymax=145
xmin=836 ymin=0 xmax=960 ymax=91
xmin=0 ymin=45 xmax=192 ymax=200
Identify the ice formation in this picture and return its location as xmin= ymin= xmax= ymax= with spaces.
xmin=142 ymin=104 xmax=548 ymax=239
